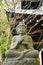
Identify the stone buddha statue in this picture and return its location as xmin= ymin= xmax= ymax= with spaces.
xmin=3 ymin=22 xmax=39 ymax=65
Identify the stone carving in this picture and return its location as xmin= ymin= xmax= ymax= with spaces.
xmin=3 ymin=22 xmax=39 ymax=65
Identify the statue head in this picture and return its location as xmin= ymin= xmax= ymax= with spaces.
xmin=16 ymin=22 xmax=27 ymax=34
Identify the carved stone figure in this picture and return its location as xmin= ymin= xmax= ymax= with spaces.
xmin=3 ymin=22 xmax=39 ymax=65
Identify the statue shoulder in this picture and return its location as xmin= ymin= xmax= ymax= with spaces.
xmin=24 ymin=35 xmax=33 ymax=43
xmin=24 ymin=35 xmax=32 ymax=40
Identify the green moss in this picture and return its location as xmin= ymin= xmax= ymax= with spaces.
xmin=0 ymin=33 xmax=12 ymax=60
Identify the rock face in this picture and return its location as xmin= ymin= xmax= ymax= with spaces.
xmin=3 ymin=22 xmax=39 ymax=65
